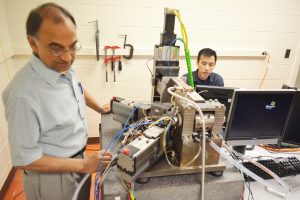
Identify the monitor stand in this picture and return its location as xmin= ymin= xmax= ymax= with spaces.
xmin=279 ymin=141 xmax=300 ymax=148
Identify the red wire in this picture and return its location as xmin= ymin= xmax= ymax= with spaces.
xmin=259 ymin=54 xmax=270 ymax=89
xmin=259 ymin=68 xmax=268 ymax=89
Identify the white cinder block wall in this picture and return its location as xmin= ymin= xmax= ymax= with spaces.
xmin=1 ymin=0 xmax=300 ymax=189
xmin=0 ymin=0 xmax=14 ymax=190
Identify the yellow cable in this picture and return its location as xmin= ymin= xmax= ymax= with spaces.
xmin=176 ymin=10 xmax=187 ymax=44
xmin=148 ymin=116 xmax=174 ymax=128
xmin=126 ymin=182 xmax=135 ymax=200
xmin=173 ymin=10 xmax=189 ymax=49
xmin=142 ymin=107 xmax=147 ymax=117
xmin=173 ymin=11 xmax=185 ymax=44
xmin=129 ymin=190 xmax=135 ymax=200
xmin=170 ymin=90 xmax=181 ymax=105
xmin=161 ymin=121 xmax=177 ymax=168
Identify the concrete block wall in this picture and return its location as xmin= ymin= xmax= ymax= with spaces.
xmin=0 ymin=0 xmax=14 ymax=190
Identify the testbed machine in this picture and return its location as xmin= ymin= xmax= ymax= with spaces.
xmin=107 ymin=7 xmax=299 ymax=192
xmin=111 ymin=80 xmax=226 ymax=182
xmin=99 ymin=8 xmax=300 ymax=200
xmin=110 ymin=8 xmax=226 ymax=183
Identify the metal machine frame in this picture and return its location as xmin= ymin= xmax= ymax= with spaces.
xmin=110 ymin=8 xmax=226 ymax=183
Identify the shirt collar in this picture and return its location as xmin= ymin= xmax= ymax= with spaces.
xmin=30 ymin=55 xmax=73 ymax=86
xmin=193 ymin=69 xmax=199 ymax=84
xmin=194 ymin=69 xmax=213 ymax=84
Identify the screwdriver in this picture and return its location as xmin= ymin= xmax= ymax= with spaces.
xmin=104 ymin=46 xmax=110 ymax=82
xmin=118 ymin=58 xmax=122 ymax=71
xmin=111 ymin=46 xmax=120 ymax=82
xmin=111 ymin=49 xmax=115 ymax=82
xmin=105 ymin=49 xmax=108 ymax=82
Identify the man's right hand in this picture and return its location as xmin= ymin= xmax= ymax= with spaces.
xmin=81 ymin=150 xmax=112 ymax=174
xmin=99 ymin=103 xmax=111 ymax=114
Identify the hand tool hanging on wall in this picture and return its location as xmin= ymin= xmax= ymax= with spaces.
xmin=104 ymin=46 xmax=109 ymax=82
xmin=118 ymin=57 xmax=122 ymax=71
xmin=120 ymin=34 xmax=134 ymax=59
xmin=89 ymin=20 xmax=100 ymax=61
xmin=111 ymin=46 xmax=120 ymax=82
xmin=103 ymin=46 xmax=121 ymax=82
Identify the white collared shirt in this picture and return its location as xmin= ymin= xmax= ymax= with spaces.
xmin=2 ymin=55 xmax=87 ymax=166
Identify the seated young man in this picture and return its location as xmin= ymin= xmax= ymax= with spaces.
xmin=183 ymin=48 xmax=224 ymax=86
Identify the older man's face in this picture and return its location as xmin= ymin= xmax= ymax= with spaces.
xmin=28 ymin=18 xmax=78 ymax=73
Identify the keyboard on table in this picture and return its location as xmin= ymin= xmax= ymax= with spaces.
xmin=242 ymin=156 xmax=300 ymax=182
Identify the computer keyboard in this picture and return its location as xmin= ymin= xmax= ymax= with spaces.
xmin=288 ymin=157 xmax=300 ymax=172
xmin=242 ymin=156 xmax=300 ymax=182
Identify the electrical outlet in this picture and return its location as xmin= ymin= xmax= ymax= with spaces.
xmin=285 ymin=49 xmax=291 ymax=58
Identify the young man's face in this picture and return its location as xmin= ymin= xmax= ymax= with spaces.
xmin=197 ymin=55 xmax=216 ymax=81
xmin=27 ymin=18 xmax=78 ymax=73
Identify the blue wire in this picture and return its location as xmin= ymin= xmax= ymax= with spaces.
xmin=95 ymin=121 xmax=153 ymax=200
xmin=110 ymin=107 xmax=139 ymax=151
xmin=167 ymin=115 xmax=176 ymax=141
xmin=94 ymin=113 xmax=152 ymax=199
xmin=124 ymin=107 xmax=139 ymax=128
xmin=111 ymin=103 xmax=148 ymax=151
xmin=95 ymin=125 xmax=131 ymax=199
xmin=95 ymin=103 xmax=159 ymax=200
xmin=165 ymin=38 xmax=179 ymax=67
xmin=166 ymin=123 xmax=171 ymax=142
xmin=109 ymin=121 xmax=143 ymax=152
xmin=94 ymin=126 xmax=129 ymax=200
xmin=165 ymin=38 xmax=186 ymax=67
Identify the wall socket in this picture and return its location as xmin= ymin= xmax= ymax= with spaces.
xmin=284 ymin=49 xmax=291 ymax=58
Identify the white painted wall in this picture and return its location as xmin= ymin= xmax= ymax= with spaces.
xmin=3 ymin=0 xmax=300 ymax=137
xmin=3 ymin=0 xmax=299 ymax=138
xmin=2 ymin=1 xmax=300 ymax=130
xmin=0 ymin=0 xmax=14 ymax=191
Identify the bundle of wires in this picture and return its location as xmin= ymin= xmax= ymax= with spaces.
xmin=94 ymin=106 xmax=175 ymax=200
xmin=123 ymin=181 xmax=135 ymax=200
xmin=94 ymin=107 xmax=139 ymax=200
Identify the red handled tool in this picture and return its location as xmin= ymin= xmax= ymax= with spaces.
xmin=111 ymin=46 xmax=120 ymax=82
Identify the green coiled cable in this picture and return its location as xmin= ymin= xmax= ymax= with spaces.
xmin=185 ymin=48 xmax=194 ymax=88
